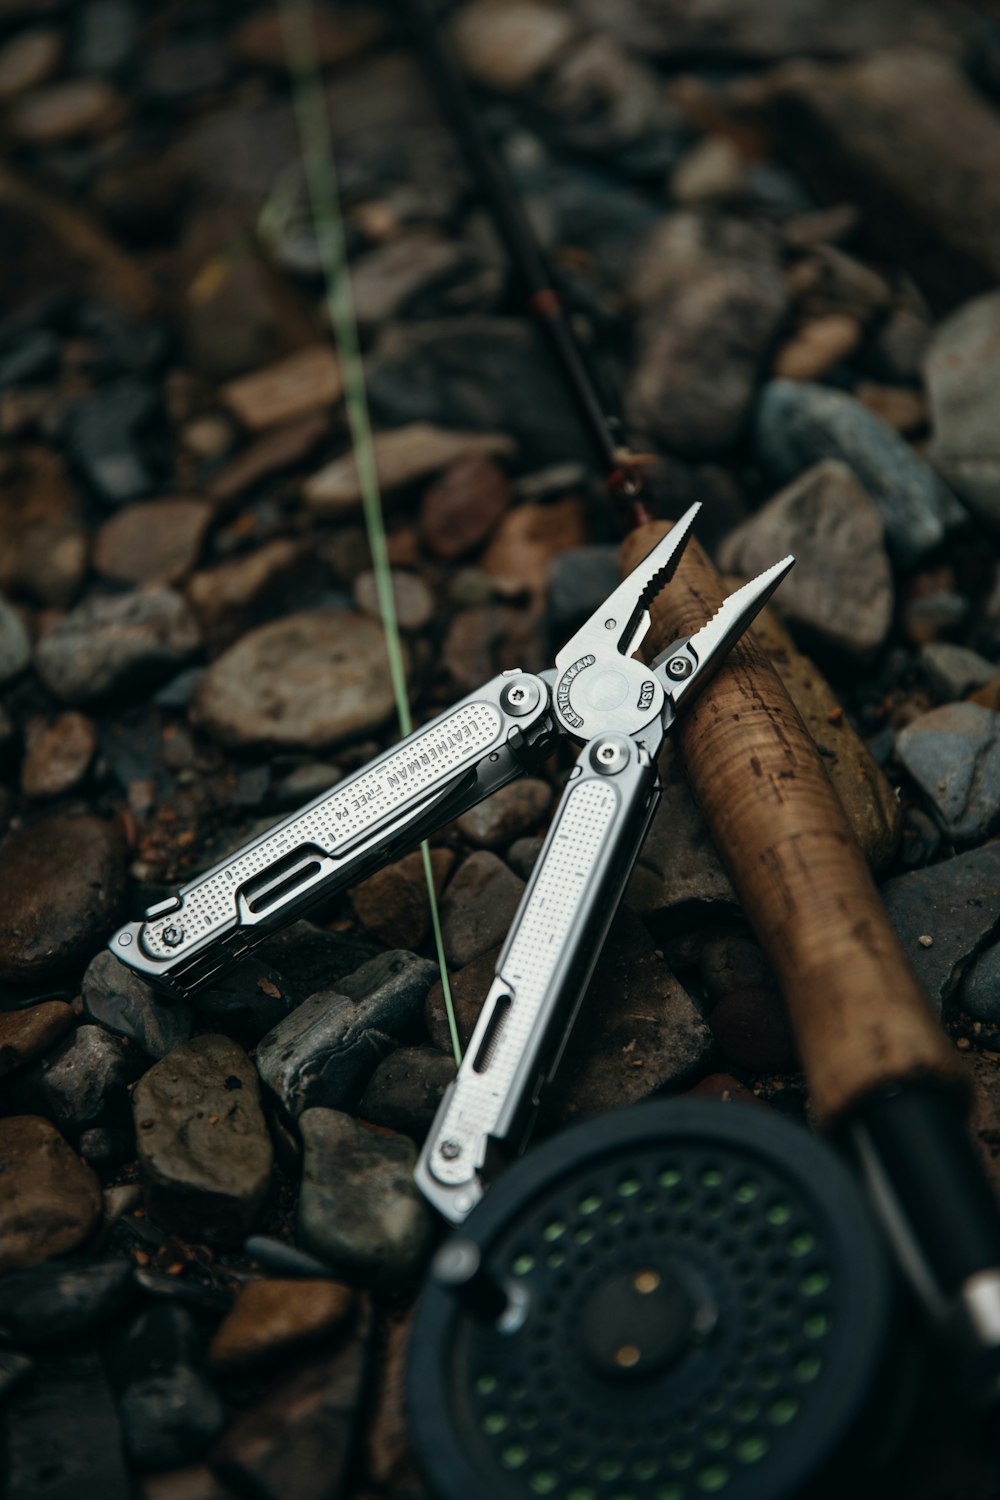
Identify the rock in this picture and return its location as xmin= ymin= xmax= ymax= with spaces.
xmin=547 ymin=31 xmax=684 ymax=161
xmin=0 ymin=29 xmax=63 ymax=101
xmin=185 ymin=537 xmax=302 ymax=651
xmin=350 ymin=230 xmax=469 ymax=326
xmin=256 ymin=920 xmax=380 ymax=999
xmin=64 ymin=379 xmax=167 ymax=506
xmin=440 ymin=851 xmax=525 ymax=966
xmin=35 ymin=587 xmax=200 ymax=704
xmin=256 ymin=950 xmax=437 ymax=1118
xmin=626 ymin=743 xmax=737 ymax=929
xmin=773 ymin=312 xmax=862 ymax=382
xmin=0 ymin=1349 xmax=33 ymax=1403
xmin=275 ymin=761 xmax=342 ymax=808
xmin=0 ymin=814 xmax=126 ymax=982
xmin=132 ymin=1035 xmax=273 ymax=1245
xmin=4 ymin=1349 xmax=130 ymax=1500
xmin=921 ymin=643 xmax=997 ymax=703
xmin=208 ymin=1278 xmax=356 ymax=1374
xmin=304 ymin=423 xmax=514 ymax=518
xmin=507 ymin=833 xmax=544 ymax=880
xmin=870 ymin=307 xmax=931 ymax=385
xmin=110 ymin=1304 xmax=226 ymax=1469
xmin=718 ymin=460 xmax=893 ymax=657
xmin=207 ymin=415 xmax=328 ymax=505
xmin=924 ymin=289 xmax=1000 ymax=527
xmin=672 ymin=135 xmax=746 ymax=203
xmin=194 ymin=608 xmax=400 ymax=752
xmin=9 ymin=79 xmax=125 ymax=145
xmin=94 ymin=499 xmax=212 ymax=585
xmin=297 ymin=1109 xmax=433 ymax=1280
xmin=0 ymin=1000 xmax=73 ymax=1078
xmin=701 ymin=933 xmax=798 ymax=1072
xmin=0 ymin=451 xmax=88 ymax=610
xmin=419 ymin=456 xmax=513 ymax=560
xmin=547 ymin=544 xmax=621 ymax=641
xmin=353 ymin=569 xmax=433 ymax=630
xmin=139 ymin=1467 xmax=240 ymax=1500
xmin=221 ymin=346 xmax=342 ymax=431
xmin=481 ymin=496 xmax=587 ymax=604
xmin=0 ymin=326 xmax=59 ymax=388
xmin=456 ymin=778 xmax=552 ymax=849
xmin=349 ymin=847 xmax=454 ymax=950
xmin=192 ymin=961 xmax=295 ymax=1049
xmin=364 ymin=1308 xmax=416 ymax=1490
xmin=360 ymin=1046 xmax=456 ymax=1139
xmin=82 ymin=950 xmax=194 ymax=1060
xmin=0 ymin=592 xmax=29 ymax=683
xmin=897 ymin=704 xmax=1000 ymax=845
xmin=0 ymin=1116 xmax=102 ymax=1272
xmin=232 ymin=4 xmax=384 ymax=69
xmin=880 ymin=843 xmax=1000 ymax=1015
xmin=9 ymin=1025 xmax=135 ymax=1137
xmin=21 ymin=711 xmax=97 ymax=799
xmin=961 ymin=945 xmax=1000 ymax=1029
xmin=0 ymin=1256 xmax=133 ymax=1345
xmin=450 ymin=0 xmax=578 ymax=91
xmin=687 ymin=1073 xmax=765 ymax=1108
xmin=854 ymin=382 xmax=927 ymax=436
xmin=755 ymin=380 xmax=966 ymax=568
xmin=425 ymin=944 xmax=498 ymax=1053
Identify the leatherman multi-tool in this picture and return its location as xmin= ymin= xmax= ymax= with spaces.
xmin=110 ymin=506 xmax=792 ymax=1222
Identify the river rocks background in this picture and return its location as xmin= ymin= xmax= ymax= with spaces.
xmin=0 ymin=2 xmax=999 ymax=1496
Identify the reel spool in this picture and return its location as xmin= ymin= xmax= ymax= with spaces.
xmin=408 ymin=1101 xmax=896 ymax=1500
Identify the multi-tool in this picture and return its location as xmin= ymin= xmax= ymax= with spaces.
xmin=110 ymin=504 xmax=792 ymax=1221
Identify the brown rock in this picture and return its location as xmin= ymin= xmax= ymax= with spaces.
xmin=968 ymin=1052 xmax=1000 ymax=1200
xmin=221 ymin=345 xmax=342 ymax=431
xmin=303 ymin=423 xmax=515 ymax=518
xmin=442 ymin=603 xmax=538 ymax=692
xmin=0 ymin=449 xmax=88 ymax=608
xmin=0 ymin=1116 xmax=102 ymax=1272
xmin=9 ymin=79 xmax=126 ymax=145
xmin=456 ymin=777 xmax=552 ymax=849
xmin=481 ymin=496 xmax=587 ymax=603
xmin=365 ymin=1310 xmax=416 ymax=1487
xmin=0 ymin=29 xmax=62 ymax=101
xmin=350 ymin=847 xmax=454 ymax=950
xmin=232 ymin=5 xmax=384 ymax=69
xmin=773 ymin=312 xmax=861 ymax=381
xmin=353 ymin=569 xmax=434 ymax=631
xmin=686 ymin=1073 xmax=766 ymax=1108
xmin=93 ymin=499 xmax=212 ymax=585
xmin=207 ymin=415 xmax=328 ymax=505
xmin=451 ymin=0 xmax=579 ymax=91
xmin=440 ymin=851 xmax=525 ymax=967
xmin=208 ymin=1278 xmax=356 ymax=1374
xmin=141 ymin=1467 xmax=240 ymax=1500
xmin=186 ymin=537 xmax=302 ymax=651
xmin=21 ymin=711 xmax=97 ymax=799
xmin=419 ymin=456 xmax=513 ymax=560
xmin=425 ymin=944 xmax=500 ymax=1052
xmin=0 ymin=1001 xmax=74 ymax=1079
xmin=854 ymin=382 xmax=927 ymax=435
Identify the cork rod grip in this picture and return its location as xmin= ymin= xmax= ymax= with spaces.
xmin=621 ymin=522 xmax=966 ymax=1128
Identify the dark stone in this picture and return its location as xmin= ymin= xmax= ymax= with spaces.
xmin=425 ymin=943 xmax=500 ymax=1053
xmin=0 ymin=1000 xmax=74 ymax=1078
xmin=0 ymin=328 xmax=58 ymax=388
xmin=455 ymin=777 xmax=552 ymax=850
xmin=34 ymin=587 xmax=200 ymax=705
xmin=255 ymin=922 xmax=381 ymax=996
xmin=77 ymin=1125 xmax=134 ymax=1166
xmin=192 ymin=959 xmax=296 ymax=1048
xmin=896 ymin=704 xmax=1000 ymax=845
xmin=0 ymin=1349 xmax=33 ymax=1402
xmin=439 ymin=851 xmax=525 ymax=966
xmin=961 ymin=945 xmax=1000 ymax=1028
xmin=8 ymin=1024 xmax=137 ymax=1137
xmin=360 ymin=1046 xmax=457 ymax=1139
xmin=3 ymin=1350 xmax=130 ymax=1500
xmin=547 ymin=545 xmax=620 ymax=642
xmin=0 ymin=1117 xmax=102 ymax=1273
xmin=0 ymin=1256 xmax=133 ymax=1345
xmin=701 ymin=933 xmax=799 ymax=1072
xmin=63 ymin=378 xmax=169 ymax=505
xmin=82 ymin=949 xmax=193 ymax=1059
xmin=880 ymin=843 xmax=1000 ymax=1015
xmin=108 ymin=1303 xmax=225 ymax=1469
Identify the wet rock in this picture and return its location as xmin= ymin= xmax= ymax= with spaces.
xmin=924 ymin=289 xmax=1000 ymax=527
xmin=349 ymin=847 xmax=454 ymax=950
xmin=64 ymin=379 xmax=167 ymax=506
xmin=773 ymin=312 xmax=862 ymax=382
xmin=0 ymin=814 xmax=126 ymax=982
xmin=718 ymin=460 xmax=893 ymax=657
xmin=9 ymin=1024 xmax=135 ymax=1137
xmin=207 ymin=415 xmax=327 ymax=505
xmin=94 ymin=498 xmax=212 ymax=585
xmin=35 ymin=587 xmax=200 ymax=704
xmin=193 ymin=608 xmax=400 ymax=752
xmin=0 ymin=1000 xmax=73 ymax=1078
xmin=880 ymin=842 xmax=1000 ymax=1015
xmin=192 ymin=961 xmax=295 ymax=1049
xmin=0 ymin=29 xmax=63 ymax=101
xmin=21 ymin=711 xmax=97 ymax=798
xmin=481 ymin=496 xmax=587 ymax=604
xmin=920 ymin=643 xmax=997 ymax=703
xmin=132 ymin=1034 xmax=273 ymax=1245
xmin=208 ymin=1278 xmax=356 ymax=1374
xmin=701 ymin=933 xmax=798 ymax=1072
xmin=440 ymin=851 xmax=525 ymax=967
xmin=0 ymin=1116 xmax=102 ymax=1272
xmin=9 ymin=79 xmax=125 ymax=145
xmin=627 ymin=746 xmax=737 ymax=926
xmin=256 ymin=920 xmax=380 ymax=999
xmin=507 ymin=833 xmax=544 ymax=880
xmin=4 ymin=1349 xmax=129 ymax=1500
xmin=0 ymin=451 xmax=88 ymax=610
xmin=456 ymin=778 xmax=552 ymax=849
xmin=110 ymin=1304 xmax=226 ymax=1469
xmin=755 ymin=380 xmax=966 ymax=568
xmin=186 ymin=537 xmax=302 ymax=652
xmin=221 ymin=345 xmax=342 ymax=432
xmin=353 ymin=569 xmax=434 ymax=630
xmin=547 ymin=544 xmax=620 ymax=640
xmin=82 ymin=950 xmax=194 ymax=1060
xmin=451 ymin=0 xmax=579 ymax=91
xmin=297 ymin=1109 xmax=434 ymax=1280
xmin=896 ymin=703 xmax=1000 ymax=845
xmin=961 ymin=946 xmax=1000 ymax=1029
xmin=304 ymin=422 xmax=514 ymax=518
xmin=360 ymin=1046 xmax=456 ymax=1139
xmin=0 ymin=1256 xmax=133 ymax=1345
xmin=420 ymin=455 xmax=513 ymax=560
xmin=0 ymin=591 xmax=29 ymax=683
xmin=256 ymin=950 xmax=437 ymax=1118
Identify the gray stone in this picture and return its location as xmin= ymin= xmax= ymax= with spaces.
xmin=440 ymin=851 xmax=526 ymax=966
xmin=360 ymin=1046 xmax=457 ymax=1139
xmin=256 ymin=950 xmax=437 ymax=1118
xmin=193 ymin=959 xmax=296 ymax=1048
xmin=626 ymin=744 xmax=737 ymax=921
xmin=961 ymin=945 xmax=1000 ymax=1028
xmin=507 ymin=834 xmax=544 ymax=881
xmin=920 ymin=643 xmax=997 ymax=703
xmin=4 ymin=1350 xmax=130 ymax=1500
xmin=925 ymin=289 xmax=1000 ymax=526
xmin=754 ymin=380 xmax=967 ymax=568
xmin=297 ymin=1108 xmax=434 ymax=1281
xmin=9 ymin=1025 xmax=135 ymax=1137
xmin=718 ymin=460 xmax=893 ymax=657
xmin=35 ymin=587 xmax=200 ymax=704
xmin=350 ymin=230 xmax=470 ymax=326
xmin=547 ymin=545 xmax=620 ymax=640
xmin=0 ymin=592 xmax=29 ymax=683
xmin=132 ymin=1034 xmax=273 ymax=1245
xmin=881 ymin=843 xmax=1000 ymax=1015
xmin=455 ymin=778 xmax=552 ymax=849
xmin=82 ymin=949 xmax=194 ymax=1060
xmin=0 ymin=1256 xmax=133 ymax=1346
xmin=64 ymin=379 xmax=167 ymax=506
xmin=896 ymin=703 xmax=1000 ymax=845
xmin=109 ymin=1304 xmax=225 ymax=1469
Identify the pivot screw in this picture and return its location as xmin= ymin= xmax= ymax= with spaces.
xmin=440 ymin=1139 xmax=462 ymax=1161
xmin=590 ymin=736 xmax=630 ymax=776
xmin=161 ymin=925 xmax=184 ymax=948
xmin=666 ymin=654 xmax=693 ymax=680
xmin=500 ymin=677 xmax=541 ymax=717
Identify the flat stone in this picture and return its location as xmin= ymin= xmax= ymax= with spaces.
xmin=0 ymin=451 xmax=88 ymax=610
xmin=0 ymin=814 xmax=126 ymax=982
xmin=0 ymin=1256 xmax=133 ymax=1345
xmin=0 ymin=29 xmax=63 ymax=101
xmin=626 ymin=745 xmax=737 ymax=926
xmin=192 ymin=960 xmax=295 ymax=1049
xmin=208 ymin=1278 xmax=356 ymax=1374
xmin=456 ymin=778 xmax=552 ymax=849
xmin=35 ymin=587 xmax=200 ymax=704
xmin=897 ymin=704 xmax=1000 ymax=845
xmin=4 ymin=1349 xmax=129 ymax=1500
xmin=507 ymin=833 xmax=544 ymax=880
xmin=0 ymin=1116 xmax=102 ymax=1273
xmin=94 ymin=498 xmax=212 ymax=585
xmin=718 ymin=460 xmax=893 ymax=657
xmin=880 ymin=843 xmax=1000 ymax=1015
xmin=350 ymin=230 xmax=469 ymax=326
xmin=186 ymin=537 xmax=303 ymax=651
xmin=925 ymin=289 xmax=1000 ymax=526
xmin=360 ymin=1046 xmax=456 ymax=1139
xmin=221 ymin=346 xmax=342 ymax=431
xmin=9 ymin=1024 xmax=135 ymax=1137
xmin=297 ymin=1110 xmax=433 ymax=1281
xmin=193 ymin=608 xmax=401 ymax=752
xmin=0 ymin=592 xmax=29 ymax=683
xmin=64 ymin=379 xmax=166 ymax=506
xmin=256 ymin=921 xmax=380 ymax=999
xmin=481 ymin=496 xmax=588 ymax=604
xmin=132 ymin=1034 xmax=273 ymax=1245
xmin=21 ymin=711 xmax=98 ymax=799
xmin=0 ymin=1000 xmax=73 ymax=1078
xmin=353 ymin=569 xmax=434 ymax=630
xmin=425 ymin=944 xmax=500 ymax=1053
xmin=206 ymin=416 xmax=326 ymax=507
xmin=451 ymin=0 xmax=579 ymax=91
xmin=419 ymin=456 xmax=514 ymax=559
xmin=9 ymin=79 xmax=125 ymax=144
xmin=349 ymin=847 xmax=454 ymax=950
xmin=82 ymin=949 xmax=194 ymax=1060
xmin=773 ymin=312 xmax=862 ymax=382
xmin=440 ymin=851 xmax=525 ymax=967
xmin=754 ymin=380 xmax=966 ymax=568
xmin=109 ymin=1304 xmax=226 ymax=1469
xmin=547 ymin=545 xmax=620 ymax=640
xmin=303 ymin=422 xmax=514 ymax=518
xmin=921 ymin=643 xmax=997 ymax=703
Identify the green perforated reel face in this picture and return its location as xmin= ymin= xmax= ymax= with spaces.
xmin=408 ymin=1101 xmax=894 ymax=1500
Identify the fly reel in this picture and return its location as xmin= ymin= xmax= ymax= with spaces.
xmin=408 ymin=1100 xmax=897 ymax=1500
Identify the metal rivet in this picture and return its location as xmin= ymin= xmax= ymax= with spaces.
xmin=667 ymin=655 xmax=693 ymax=680
xmin=440 ymin=1140 xmax=462 ymax=1160
xmin=161 ymin=925 xmax=184 ymax=948
xmin=118 ymin=932 xmax=133 ymax=946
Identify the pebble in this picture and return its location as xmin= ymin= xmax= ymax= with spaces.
xmin=35 ymin=587 xmax=200 ymax=704
xmin=881 ymin=842 xmax=1000 ymax=1016
xmin=350 ymin=231 xmax=469 ymax=326
xmin=0 ymin=1001 xmax=74 ymax=1079
xmin=185 ymin=537 xmax=302 ymax=651
xmin=0 ymin=1116 xmax=102 ymax=1272
xmin=221 ymin=345 xmax=343 ymax=431
xmin=360 ymin=1046 xmax=456 ymax=1139
xmin=440 ymin=850 xmax=526 ymax=966
xmin=920 ymin=643 xmax=997 ymax=703
xmin=64 ymin=379 xmax=166 ymax=506
xmin=0 ymin=1349 xmax=33 ymax=1403
xmin=208 ymin=1278 xmax=356 ymax=1374
xmin=896 ymin=703 xmax=1000 ymax=845
xmin=627 ymin=744 xmax=736 ymax=925
xmin=671 ymin=135 xmax=746 ymax=203
xmin=194 ymin=608 xmax=401 ymax=753
xmin=21 ymin=711 xmax=98 ymax=799
xmin=701 ymin=933 xmax=798 ymax=1072
xmin=9 ymin=79 xmax=125 ymax=145
xmin=140 ymin=1467 xmax=239 ymax=1500
xmin=5 ymin=1349 xmax=130 ymax=1500
xmin=547 ymin=544 xmax=620 ymax=639
xmin=233 ymin=4 xmax=384 ymax=68
xmin=0 ymin=592 xmax=30 ymax=684
xmin=507 ymin=833 xmax=544 ymax=880
xmin=257 ymin=920 xmax=380 ymax=999
xmin=854 ymin=382 xmax=927 ymax=436
xmin=297 ymin=1109 xmax=434 ymax=1281
xmin=274 ymin=761 xmax=342 ymax=808
xmin=94 ymin=498 xmax=212 ymax=585
xmin=0 ymin=1256 xmax=133 ymax=1345
xmin=192 ymin=960 xmax=295 ymax=1049
xmin=0 ymin=814 xmax=126 ymax=983
xmin=451 ymin=0 xmax=578 ymax=91
xmin=718 ymin=459 xmax=893 ymax=657
xmin=0 ymin=29 xmax=63 ymax=101
xmin=109 ymin=1304 xmax=226 ymax=1469
xmin=207 ymin=414 xmax=327 ymax=505
xmin=419 ymin=456 xmax=514 ymax=560
xmin=425 ymin=943 xmax=498 ymax=1053
xmin=960 ymin=945 xmax=1000 ymax=1028
xmin=82 ymin=949 xmax=194 ymax=1060
xmin=773 ymin=312 xmax=862 ymax=382
xmin=481 ymin=496 xmax=587 ymax=604
xmin=9 ymin=1024 xmax=135 ymax=1138
xmin=303 ymin=423 xmax=514 ymax=518
xmin=132 ymin=1034 xmax=273 ymax=1245
xmin=256 ymin=950 xmax=437 ymax=1118
xmin=456 ymin=777 xmax=552 ymax=849
xmin=353 ymin=569 xmax=434 ymax=630
xmin=924 ymin=289 xmax=1000 ymax=527
xmin=349 ymin=847 xmax=454 ymax=950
